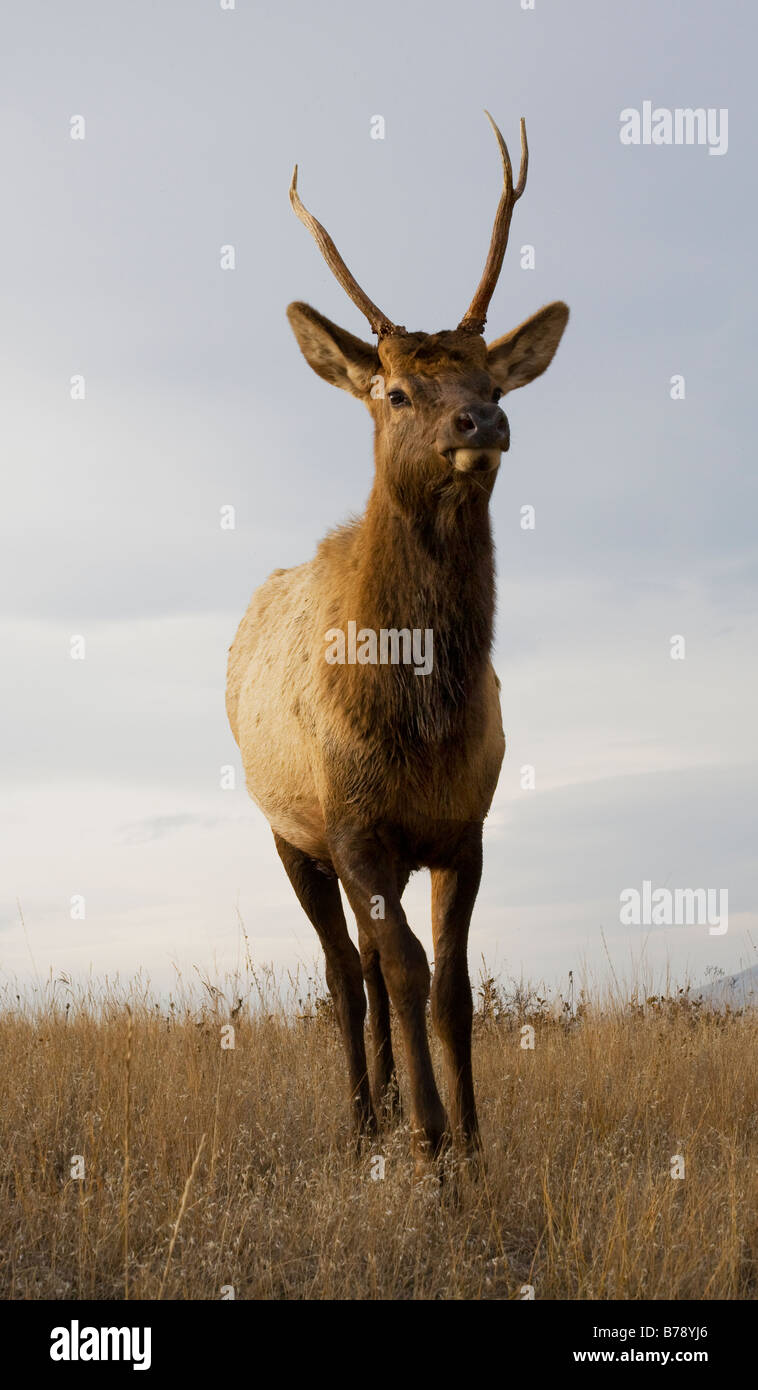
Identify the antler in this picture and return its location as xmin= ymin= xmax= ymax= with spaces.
xmin=458 ymin=113 xmax=529 ymax=335
xmin=289 ymin=166 xmax=404 ymax=338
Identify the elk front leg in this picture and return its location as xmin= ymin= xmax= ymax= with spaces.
xmin=332 ymin=831 xmax=448 ymax=1172
xmin=273 ymin=833 xmax=375 ymax=1138
xmin=430 ymin=826 xmax=483 ymax=1155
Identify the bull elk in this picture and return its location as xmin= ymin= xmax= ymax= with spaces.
xmin=226 ymin=115 xmax=568 ymax=1174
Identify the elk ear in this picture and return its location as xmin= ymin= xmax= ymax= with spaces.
xmin=487 ymin=301 xmax=569 ymax=395
xmin=287 ymin=302 xmax=379 ymax=398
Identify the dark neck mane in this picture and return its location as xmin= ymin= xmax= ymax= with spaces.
xmin=327 ymin=467 xmax=496 ymax=745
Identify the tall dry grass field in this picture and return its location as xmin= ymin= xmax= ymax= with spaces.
xmin=1 ymin=965 xmax=755 ymax=1301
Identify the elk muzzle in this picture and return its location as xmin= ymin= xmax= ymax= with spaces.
xmin=438 ymin=402 xmax=510 ymax=473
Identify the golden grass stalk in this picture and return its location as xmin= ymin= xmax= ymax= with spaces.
xmin=122 ymin=1004 xmax=133 ymax=1300
xmin=158 ymin=1133 xmax=207 ymax=1300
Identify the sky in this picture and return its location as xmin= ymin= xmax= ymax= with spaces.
xmin=1 ymin=0 xmax=756 ymax=1002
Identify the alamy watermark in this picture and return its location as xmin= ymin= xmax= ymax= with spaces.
xmin=619 ymin=103 xmax=728 ymax=156
xmin=50 ymin=1321 xmax=151 ymax=1370
xmin=620 ymin=880 xmax=728 ymax=935
xmin=325 ymin=622 xmax=433 ymax=676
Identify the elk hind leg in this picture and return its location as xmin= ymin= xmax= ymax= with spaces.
xmin=273 ymin=832 xmax=375 ymax=1137
xmin=358 ymin=927 xmax=402 ymax=1120
xmin=430 ymin=829 xmax=483 ymax=1158
xmin=357 ymin=865 xmax=409 ymax=1120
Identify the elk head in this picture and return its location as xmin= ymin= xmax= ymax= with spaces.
xmin=287 ymin=115 xmax=568 ymax=507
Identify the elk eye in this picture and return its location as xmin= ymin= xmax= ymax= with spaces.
xmin=491 ymin=387 xmax=503 ymax=403
xmin=388 ymin=389 xmax=409 ymax=407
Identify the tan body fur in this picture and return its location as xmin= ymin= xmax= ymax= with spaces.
xmin=227 ymin=538 xmax=505 ymax=864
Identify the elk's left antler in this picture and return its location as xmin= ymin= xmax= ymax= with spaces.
xmin=458 ymin=113 xmax=529 ymax=336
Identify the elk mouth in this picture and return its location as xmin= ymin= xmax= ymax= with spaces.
xmin=447 ymin=447 xmax=502 ymax=474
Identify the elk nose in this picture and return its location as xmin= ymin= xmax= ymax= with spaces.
xmin=453 ymin=403 xmax=508 ymax=447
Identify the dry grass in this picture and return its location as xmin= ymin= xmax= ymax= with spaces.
xmin=0 ymin=962 xmax=755 ymax=1301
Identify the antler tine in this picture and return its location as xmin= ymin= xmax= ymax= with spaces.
xmin=289 ymin=166 xmax=403 ymax=338
xmin=458 ymin=113 xmax=529 ymax=335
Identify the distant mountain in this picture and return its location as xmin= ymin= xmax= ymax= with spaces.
xmin=692 ymin=963 xmax=758 ymax=1010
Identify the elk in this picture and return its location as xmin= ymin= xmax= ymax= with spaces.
xmin=226 ymin=114 xmax=568 ymax=1174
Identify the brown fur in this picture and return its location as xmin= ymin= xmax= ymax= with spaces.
xmin=227 ymin=199 xmax=568 ymax=1172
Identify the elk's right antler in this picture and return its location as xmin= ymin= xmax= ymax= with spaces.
xmin=289 ymin=166 xmax=405 ymax=338
xmin=458 ymin=113 xmax=529 ymax=336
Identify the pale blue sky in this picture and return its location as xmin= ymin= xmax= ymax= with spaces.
xmin=1 ymin=0 xmax=756 ymax=999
